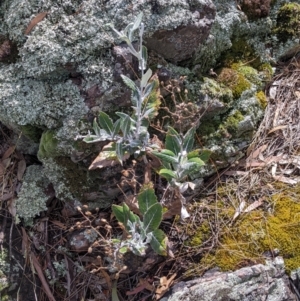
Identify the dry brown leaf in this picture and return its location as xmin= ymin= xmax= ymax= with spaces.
xmin=2 ymin=146 xmax=14 ymax=160
xmin=162 ymin=188 xmax=183 ymax=219
xmin=249 ymin=144 xmax=267 ymax=160
xmin=7 ymin=198 xmax=16 ymax=217
xmin=0 ymin=192 xmax=14 ymax=201
xmin=17 ymin=159 xmax=26 ymax=181
xmin=2 ymin=158 xmax=11 ymax=169
xmin=127 ymin=278 xmax=154 ymax=296
xmin=122 ymin=194 xmax=141 ymax=216
xmin=246 ymin=155 xmax=283 ymax=168
xmin=25 ymin=12 xmax=48 ymax=35
xmin=268 ymin=125 xmax=287 ymax=134
xmin=0 ymin=162 xmax=5 ymax=176
xmin=245 ymin=160 xmax=266 ymax=168
xmin=264 ymin=155 xmax=284 ymax=164
xmin=50 ymin=220 xmax=67 ymax=230
xmin=294 ymin=90 xmax=300 ymax=98
xmin=89 ymin=147 xmax=129 ymax=170
xmin=258 ymin=151 xmax=265 ymax=161
xmin=155 ymin=274 xmax=177 ymax=300
xmin=100 ymin=269 xmax=112 ymax=291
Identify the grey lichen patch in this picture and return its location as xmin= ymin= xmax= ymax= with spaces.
xmin=0 ymin=0 xmax=210 ymax=77
xmin=201 ymin=77 xmax=233 ymax=104
xmin=0 ymin=67 xmax=87 ymax=130
xmin=16 ymin=165 xmax=50 ymax=224
xmin=42 ymin=157 xmax=76 ymax=201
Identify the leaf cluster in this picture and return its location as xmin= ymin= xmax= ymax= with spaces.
xmin=112 ymin=185 xmax=167 ymax=256
xmin=152 ymin=127 xmax=207 ymax=193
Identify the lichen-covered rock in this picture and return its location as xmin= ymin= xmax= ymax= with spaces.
xmin=161 ymin=257 xmax=296 ymax=301
xmin=145 ymin=0 xmax=216 ymax=63
xmin=3 ymin=0 xmax=300 ymax=218
xmin=42 ymin=156 xmax=121 ymax=206
xmin=273 ymin=2 xmax=300 ymax=43
xmin=0 ymin=0 xmax=219 ymax=206
xmin=193 ymin=0 xmax=300 ymax=74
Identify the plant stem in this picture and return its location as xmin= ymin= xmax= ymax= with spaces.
xmin=135 ymin=23 xmax=145 ymax=140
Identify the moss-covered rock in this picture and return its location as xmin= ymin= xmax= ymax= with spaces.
xmin=218 ymin=68 xmax=251 ymax=100
xmin=274 ymin=2 xmax=300 ymax=42
xmin=256 ymin=91 xmax=268 ymax=108
xmin=19 ymin=124 xmax=43 ymax=143
xmin=223 ymin=110 xmax=245 ymax=134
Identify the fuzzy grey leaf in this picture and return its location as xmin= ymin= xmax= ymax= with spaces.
xmin=121 ymin=74 xmax=137 ymax=91
xmin=98 ymin=111 xmax=114 ymax=136
xmin=183 ymin=127 xmax=195 ymax=153
xmin=143 ymin=203 xmax=162 ymax=233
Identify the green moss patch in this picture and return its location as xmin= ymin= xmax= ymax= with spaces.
xmin=218 ymin=68 xmax=251 ymax=99
xmin=231 ymin=63 xmax=262 ymax=87
xmin=222 ymin=110 xmax=245 ymax=134
xmin=38 ymin=130 xmax=59 ymax=159
xmin=256 ymin=91 xmax=268 ymax=109
xmin=220 ymin=38 xmax=261 ymax=69
xmin=200 ymin=186 xmax=300 ymax=274
xmin=187 ymin=221 xmax=211 ymax=247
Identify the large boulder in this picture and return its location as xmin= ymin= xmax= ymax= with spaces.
xmin=161 ymin=257 xmax=297 ymax=301
xmin=0 ymin=0 xmax=299 ymax=220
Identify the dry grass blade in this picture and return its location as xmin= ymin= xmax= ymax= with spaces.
xmin=273 ymin=175 xmax=300 ymax=184
xmin=249 ymin=144 xmax=268 ymax=160
xmin=268 ymin=125 xmax=287 ymax=134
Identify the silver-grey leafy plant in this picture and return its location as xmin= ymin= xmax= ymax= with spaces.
xmin=152 ymin=127 xmax=206 ymax=192
xmin=152 ymin=127 xmax=209 ymax=218
xmin=112 ymin=185 xmax=167 ymax=256
xmin=77 ymin=13 xmax=159 ymax=162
